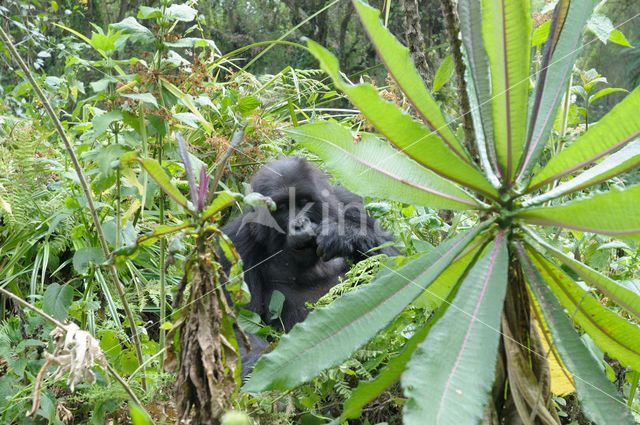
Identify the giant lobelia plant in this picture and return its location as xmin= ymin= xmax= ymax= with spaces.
xmin=244 ymin=0 xmax=640 ymax=423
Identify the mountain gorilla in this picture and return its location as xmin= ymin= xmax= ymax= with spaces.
xmin=222 ymin=157 xmax=395 ymax=337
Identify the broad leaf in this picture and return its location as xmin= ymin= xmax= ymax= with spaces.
xmin=532 ymin=21 xmax=551 ymax=47
xmin=458 ymin=0 xmax=501 ymax=186
xmin=111 ymin=17 xmax=154 ymax=44
xmin=165 ymin=3 xmax=197 ymax=22
xmin=353 ymin=0 xmax=466 ymax=159
xmin=307 ymin=40 xmax=499 ymax=199
xmin=527 ymin=247 xmax=640 ymax=371
xmin=137 ymin=6 xmax=162 ymax=20
xmin=529 ymin=87 xmax=640 ymax=190
xmin=589 ymin=87 xmax=629 ymax=105
xmin=481 ymin=0 xmax=531 ymax=182
xmin=524 ymin=227 xmax=640 ymax=321
xmin=608 ymin=29 xmax=633 ymax=48
xmin=288 ymin=122 xmax=482 ymax=210
xmin=73 ymin=247 xmax=105 ymax=274
xmin=518 ymin=184 xmax=640 ymax=240
xmin=43 ymin=283 xmax=74 ymax=322
xmin=517 ymin=0 xmax=596 ymax=183
xmin=524 ymin=139 xmax=640 ymax=206
xmin=243 ymin=225 xmax=488 ymax=392
xmin=139 ymin=158 xmax=191 ymax=211
xmin=516 ymin=244 xmax=635 ymax=425
xmin=402 ymin=233 xmax=508 ymax=425
xmin=343 ymin=242 xmax=483 ymax=420
xmin=93 ymin=110 xmax=123 ymax=137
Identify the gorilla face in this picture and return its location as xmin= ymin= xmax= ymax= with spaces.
xmin=246 ymin=158 xmax=336 ymax=264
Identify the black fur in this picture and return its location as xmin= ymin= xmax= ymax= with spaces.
xmin=223 ymin=157 xmax=396 ymax=333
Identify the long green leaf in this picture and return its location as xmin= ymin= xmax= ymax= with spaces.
xmin=288 ymin=122 xmax=482 ymax=210
xmin=243 ymin=224 xmax=489 ymax=392
xmin=517 ymin=184 xmax=640 ymax=240
xmin=524 ymin=227 xmax=640 ymax=321
xmin=343 ymin=314 xmax=433 ymax=421
xmin=307 ymin=40 xmax=499 ymax=199
xmin=481 ymin=0 xmax=531 ymax=182
xmin=352 ymin=0 xmax=467 ymax=159
xmin=458 ymin=0 xmax=501 ymax=186
xmin=529 ymin=87 xmax=640 ymax=190
xmin=517 ymin=0 xmax=596 ymax=184
xmin=402 ymin=233 xmax=508 ymax=425
xmin=342 ymin=242 xmax=484 ymax=420
xmin=202 ymin=191 xmax=237 ymax=221
xmin=516 ymin=243 xmax=635 ymax=425
xmin=160 ymin=78 xmax=214 ymax=134
xmin=527 ymin=247 xmax=640 ymax=370
xmin=524 ymin=139 xmax=640 ymax=206
xmin=138 ymin=159 xmax=191 ymax=211
xmin=137 ymin=223 xmax=194 ymax=247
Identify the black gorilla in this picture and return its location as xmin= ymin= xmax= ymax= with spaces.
xmin=223 ymin=157 xmax=396 ymax=333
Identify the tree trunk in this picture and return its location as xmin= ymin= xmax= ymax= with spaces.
xmin=398 ymin=0 xmax=431 ymax=83
xmin=439 ymin=0 xmax=478 ymax=162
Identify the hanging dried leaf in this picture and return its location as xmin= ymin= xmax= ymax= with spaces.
xmin=174 ymin=249 xmax=240 ymax=425
xmin=29 ymin=323 xmax=109 ymax=416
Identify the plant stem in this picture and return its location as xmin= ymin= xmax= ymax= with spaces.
xmin=0 ymin=26 xmax=146 ymax=389
xmin=115 ymin=127 xmax=121 ymax=249
xmin=0 ymin=287 xmax=65 ymax=329
xmin=154 ymin=14 xmax=168 ymax=367
xmin=158 ymin=140 xmax=167 ymax=367
xmin=106 ymin=364 xmax=143 ymax=406
xmin=208 ymin=124 xmax=246 ymax=201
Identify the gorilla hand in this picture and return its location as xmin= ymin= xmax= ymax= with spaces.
xmin=316 ymin=218 xmax=385 ymax=261
xmin=315 ymin=219 xmax=359 ymax=261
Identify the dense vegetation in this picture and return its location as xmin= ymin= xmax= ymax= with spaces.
xmin=0 ymin=0 xmax=639 ymax=424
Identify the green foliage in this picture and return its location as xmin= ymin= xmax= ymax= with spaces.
xmin=1 ymin=0 xmax=640 ymax=423
xmin=0 ymin=1 xmax=326 ymax=422
xmin=246 ymin=0 xmax=640 ymax=423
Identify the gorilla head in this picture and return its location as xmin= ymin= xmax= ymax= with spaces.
xmin=241 ymin=157 xmax=341 ymax=265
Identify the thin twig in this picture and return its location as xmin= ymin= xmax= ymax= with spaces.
xmin=0 ymin=287 xmax=143 ymax=408
xmin=0 ymin=26 xmax=146 ymax=388
xmin=208 ymin=124 xmax=246 ymax=201
xmin=0 ymin=287 xmax=64 ymax=329
xmin=106 ymin=363 xmax=143 ymax=406
xmin=27 ymin=358 xmax=52 ymax=417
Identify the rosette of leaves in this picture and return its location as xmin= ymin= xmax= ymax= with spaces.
xmin=244 ymin=1 xmax=640 ymax=423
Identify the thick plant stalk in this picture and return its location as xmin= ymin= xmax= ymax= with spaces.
xmin=398 ymin=0 xmax=431 ymax=83
xmin=0 ymin=26 xmax=146 ymax=388
xmin=439 ymin=0 xmax=478 ymax=161
xmin=498 ymin=255 xmax=559 ymax=424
